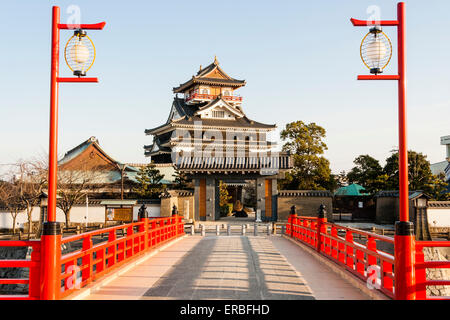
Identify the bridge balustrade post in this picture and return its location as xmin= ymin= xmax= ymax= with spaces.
xmin=267 ymin=224 xmax=271 ymax=236
xmin=242 ymin=224 xmax=246 ymax=236
xmin=316 ymin=204 xmax=327 ymax=254
xmin=303 ymin=219 xmax=308 ymax=242
xmin=331 ymin=226 xmax=338 ymax=259
xmin=108 ymin=229 xmax=117 ymax=267
xmin=414 ymin=246 xmax=426 ymax=300
xmin=177 ymin=215 xmax=181 ymax=236
xmin=254 ymin=224 xmax=258 ymax=236
xmin=126 ymin=225 xmax=133 ymax=257
xmin=227 ymin=224 xmax=231 ymax=236
xmin=139 ymin=205 xmax=149 ymax=252
xmin=216 ymin=225 xmax=220 ymax=236
xmin=310 ymin=220 xmax=316 ymax=247
xmin=82 ymin=235 xmax=93 ymax=284
xmin=367 ymin=236 xmax=378 ymax=285
xmin=345 ymin=231 xmax=354 ymax=270
xmin=150 ymin=220 xmax=157 ymax=247
xmin=367 ymin=236 xmax=377 ymax=267
xmin=289 ymin=205 xmax=296 ymax=238
xmin=29 ymin=243 xmax=41 ymax=300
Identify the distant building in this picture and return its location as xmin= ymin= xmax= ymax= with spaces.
xmin=144 ymin=58 xmax=292 ymax=221
xmin=375 ymin=191 xmax=429 ymax=224
xmin=333 ymin=184 xmax=375 ymax=221
xmin=431 ymin=135 xmax=450 ymax=182
xmin=58 ymin=136 xmax=174 ymax=198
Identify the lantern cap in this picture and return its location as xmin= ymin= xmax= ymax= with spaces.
xmin=74 ymin=29 xmax=87 ymax=37
xmin=369 ymin=26 xmax=383 ymax=34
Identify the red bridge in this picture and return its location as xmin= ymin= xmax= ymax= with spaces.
xmin=0 ymin=214 xmax=449 ymax=300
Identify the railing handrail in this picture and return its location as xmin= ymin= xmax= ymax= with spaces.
xmin=416 ymin=241 xmax=450 ymax=248
xmin=0 ymin=240 xmax=40 ymax=247
xmin=288 ymin=215 xmax=395 ymax=299
xmin=323 ymin=222 xmax=395 ymax=244
xmin=0 ymin=215 xmax=184 ymax=300
xmin=61 ymin=221 xmax=145 ymax=244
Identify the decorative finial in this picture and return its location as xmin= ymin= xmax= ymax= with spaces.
xmin=199 ymin=65 xmax=202 ymax=71
xmin=214 ymin=55 xmax=218 ymax=64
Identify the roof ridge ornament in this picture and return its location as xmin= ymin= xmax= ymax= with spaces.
xmin=214 ymin=55 xmax=219 ymax=65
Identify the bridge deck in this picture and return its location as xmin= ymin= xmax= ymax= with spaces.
xmin=82 ymin=236 xmax=370 ymax=300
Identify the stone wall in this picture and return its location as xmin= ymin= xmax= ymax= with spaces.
xmin=0 ymin=246 xmax=29 ymax=295
xmin=423 ymin=247 xmax=450 ymax=297
xmin=160 ymin=190 xmax=195 ymax=221
xmin=375 ymin=197 xmax=398 ymax=224
xmin=277 ymin=190 xmax=333 ymax=221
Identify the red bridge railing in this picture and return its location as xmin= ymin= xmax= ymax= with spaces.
xmin=0 ymin=240 xmax=41 ymax=300
xmin=286 ymin=215 xmax=395 ymax=298
xmin=0 ymin=215 xmax=184 ymax=300
xmin=286 ymin=215 xmax=450 ymax=300
xmin=415 ymin=241 xmax=450 ymax=300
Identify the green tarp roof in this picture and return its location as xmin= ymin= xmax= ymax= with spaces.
xmin=335 ymin=183 xmax=368 ymax=196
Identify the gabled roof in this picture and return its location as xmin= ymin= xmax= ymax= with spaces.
xmin=58 ymin=136 xmax=140 ymax=184
xmin=171 ymin=114 xmax=276 ymax=130
xmin=173 ymin=58 xmax=246 ymax=93
xmin=145 ymin=97 xmax=276 ymax=135
xmin=59 ymin=136 xmax=126 ymax=168
xmin=145 ymin=97 xmax=208 ymax=135
xmin=375 ymin=190 xmax=431 ymax=200
xmin=195 ymin=97 xmax=245 ymax=118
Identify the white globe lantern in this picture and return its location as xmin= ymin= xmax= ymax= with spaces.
xmin=360 ymin=26 xmax=392 ymax=74
xmin=64 ymin=29 xmax=96 ymax=77
xmin=69 ymin=41 xmax=90 ymax=64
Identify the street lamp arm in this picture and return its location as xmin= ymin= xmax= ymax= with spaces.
xmin=350 ymin=18 xmax=399 ymax=27
xmin=58 ymin=22 xmax=106 ymax=30
xmin=57 ymin=77 xmax=99 ymax=83
xmin=357 ymin=75 xmax=400 ymax=80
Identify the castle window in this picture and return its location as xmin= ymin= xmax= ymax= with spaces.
xmin=223 ymin=90 xmax=231 ymax=96
xmin=212 ymin=110 xmax=225 ymax=118
xmin=202 ymin=88 xmax=209 ymax=95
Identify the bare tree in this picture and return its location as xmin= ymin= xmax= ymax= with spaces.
xmin=0 ymin=181 xmax=24 ymax=235
xmin=56 ymin=163 xmax=106 ymax=227
xmin=14 ymin=161 xmax=46 ymax=239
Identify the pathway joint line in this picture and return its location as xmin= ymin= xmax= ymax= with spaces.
xmin=65 ymin=235 xmax=187 ymax=300
xmin=282 ymin=235 xmax=389 ymax=300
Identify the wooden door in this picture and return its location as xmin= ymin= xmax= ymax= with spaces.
xmin=199 ymin=179 xmax=206 ymax=219
xmin=265 ymin=179 xmax=272 ymax=218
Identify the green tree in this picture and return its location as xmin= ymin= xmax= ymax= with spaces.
xmin=133 ymin=162 xmax=164 ymax=198
xmin=218 ymin=181 xmax=232 ymax=217
xmin=384 ymin=151 xmax=434 ymax=191
xmin=426 ymin=173 xmax=449 ymax=201
xmin=347 ymin=155 xmax=385 ymax=194
xmin=172 ymin=169 xmax=191 ymax=190
xmin=218 ymin=181 xmax=231 ymax=207
xmin=279 ymin=121 xmax=332 ymax=190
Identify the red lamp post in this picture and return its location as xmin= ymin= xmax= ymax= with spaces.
xmin=42 ymin=6 xmax=105 ymax=300
xmin=350 ymin=2 xmax=415 ymax=300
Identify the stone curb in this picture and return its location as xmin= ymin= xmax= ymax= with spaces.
xmin=282 ymin=235 xmax=390 ymax=300
xmin=65 ymin=235 xmax=187 ymax=300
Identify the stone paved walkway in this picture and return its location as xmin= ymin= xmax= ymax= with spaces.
xmin=84 ymin=236 xmax=370 ymax=300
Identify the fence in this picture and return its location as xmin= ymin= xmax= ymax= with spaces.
xmin=286 ymin=215 xmax=395 ymax=298
xmin=0 ymin=215 xmax=183 ymax=300
xmin=286 ymin=214 xmax=450 ymax=300
xmin=415 ymin=241 xmax=450 ymax=300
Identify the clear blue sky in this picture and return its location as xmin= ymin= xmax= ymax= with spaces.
xmin=1 ymin=0 xmax=449 ymax=174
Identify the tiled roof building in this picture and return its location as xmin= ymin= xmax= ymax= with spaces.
xmin=144 ymin=58 xmax=292 ymax=221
